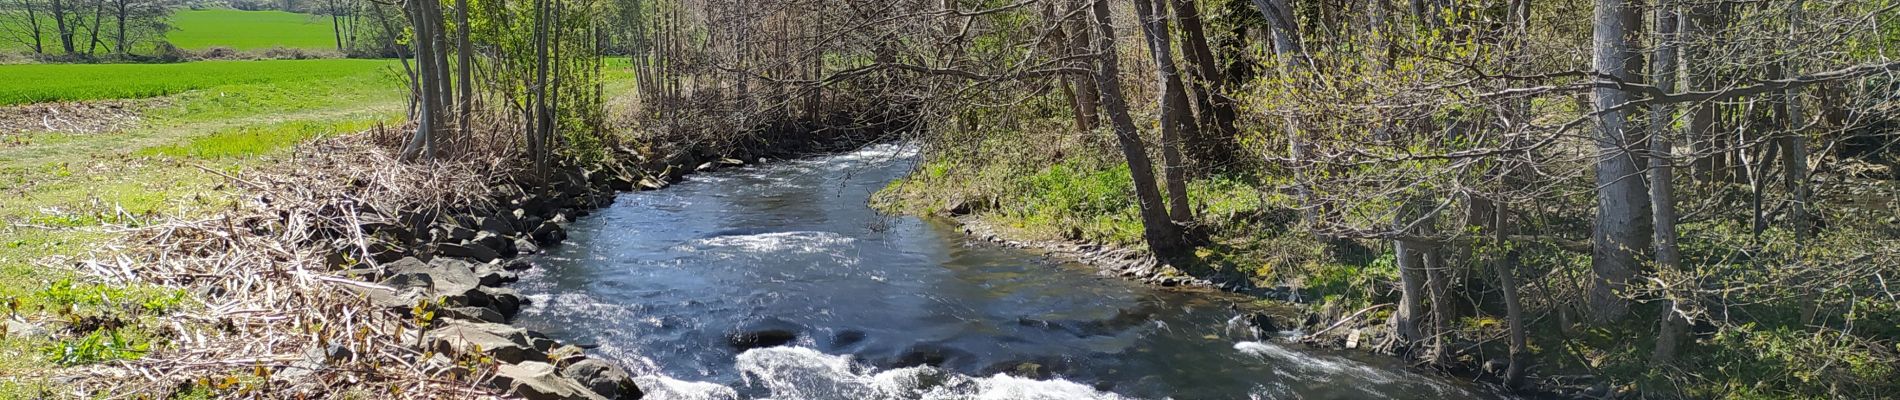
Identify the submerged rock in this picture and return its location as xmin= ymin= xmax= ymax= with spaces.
xmin=828 ymin=329 xmax=867 ymax=349
xmin=726 ymin=317 xmax=801 ymax=350
xmin=892 ymin=342 xmax=973 ymax=368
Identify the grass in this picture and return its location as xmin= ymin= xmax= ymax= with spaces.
xmin=2 ymin=9 xmax=338 ymax=55
xmin=167 ymin=9 xmax=339 ymax=51
xmin=0 ymin=59 xmax=398 ymax=105
xmin=0 ymin=58 xmax=406 ymax=396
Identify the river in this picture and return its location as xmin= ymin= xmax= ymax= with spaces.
xmin=510 ymin=144 xmax=1510 ymax=400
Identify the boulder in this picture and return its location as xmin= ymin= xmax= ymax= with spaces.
xmin=475 ymin=264 xmax=520 ymax=287
xmin=892 ymin=342 xmax=972 ymax=368
xmin=425 ymin=321 xmax=545 ymax=364
xmin=381 ymin=257 xmax=481 ymax=298
xmin=494 ymin=361 xmax=608 ymax=400
xmin=479 ymin=286 xmax=526 ymax=317
xmin=438 ymin=224 xmax=478 ymax=243
xmin=438 ymin=242 xmax=501 ymax=263
xmin=563 ymin=359 xmax=643 ymax=400
xmin=829 ymin=329 xmax=867 ymax=349
xmin=503 ymin=258 xmax=536 ymax=271
xmin=516 ymin=238 xmax=542 ymax=255
xmin=725 ymin=317 xmax=801 ymax=350
xmin=532 ymin=222 xmax=568 ymax=245
xmin=473 ymin=232 xmax=517 ymax=258
xmin=443 ymin=306 xmax=506 ymax=323
xmin=1243 ymin=312 xmax=1283 ymax=338
xmin=481 ymin=213 xmax=519 ymax=236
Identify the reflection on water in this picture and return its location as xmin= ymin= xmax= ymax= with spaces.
xmin=512 ymin=144 xmax=1509 ymax=399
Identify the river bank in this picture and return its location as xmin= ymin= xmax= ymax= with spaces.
xmin=2 ymin=102 xmax=900 ymax=398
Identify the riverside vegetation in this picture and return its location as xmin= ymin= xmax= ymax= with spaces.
xmin=1 ymin=0 xmax=1897 ymax=399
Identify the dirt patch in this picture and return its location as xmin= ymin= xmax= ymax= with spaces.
xmin=0 ymin=100 xmax=153 ymax=139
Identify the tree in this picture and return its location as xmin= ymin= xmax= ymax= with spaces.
xmin=1587 ymin=0 xmax=1650 ymax=325
xmin=1089 ymin=0 xmax=1190 ymax=260
xmin=1648 ymin=0 xmax=1689 ymax=366
xmin=1167 ymin=0 xmax=1240 ymax=167
xmin=1133 ymin=0 xmax=1197 ymax=225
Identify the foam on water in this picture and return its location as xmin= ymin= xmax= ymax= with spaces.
xmin=685 ymin=231 xmax=856 ymax=254
xmin=632 ymin=346 xmax=1130 ymax=400
xmin=1234 ymin=341 xmax=1469 ymax=398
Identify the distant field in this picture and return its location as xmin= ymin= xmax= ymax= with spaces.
xmin=0 ymin=59 xmax=396 ymax=105
xmin=167 ymin=9 xmax=338 ymax=50
xmin=2 ymin=9 xmax=338 ymax=54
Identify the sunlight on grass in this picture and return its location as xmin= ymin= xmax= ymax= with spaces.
xmin=167 ymin=9 xmax=339 ymax=51
xmin=0 ymin=59 xmax=399 ymax=105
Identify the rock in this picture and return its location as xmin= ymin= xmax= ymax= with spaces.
xmin=893 ymin=342 xmax=972 ymax=368
xmin=1243 ymin=312 xmax=1282 ymax=338
xmin=481 ymin=216 xmax=518 ymax=237
xmin=426 ymin=321 xmax=545 ymax=364
xmin=547 ymin=344 xmax=589 ymax=365
xmin=725 ymin=317 xmax=801 ymax=350
xmin=475 ymin=264 xmax=520 ymax=287
xmin=437 ymin=224 xmax=479 ymax=243
xmin=532 ymin=222 xmax=568 ymax=245
xmin=419 ymin=353 xmax=470 ymax=378
xmin=503 ymin=258 xmax=536 ymax=271
xmin=381 ymin=257 xmax=481 ymax=299
xmin=494 ymin=361 xmax=608 ymax=400
xmin=562 ymin=359 xmax=644 ymax=400
xmin=516 ymin=238 xmax=542 ymax=255
xmin=438 ymin=242 xmax=501 ymax=263
xmin=322 ymin=344 xmax=354 ymax=364
xmin=829 ymin=329 xmax=867 ymax=349
xmin=473 ymin=232 xmax=517 ymax=258
xmin=4 ymin=319 xmax=49 ymax=339
xmin=530 ymin=336 xmax=560 ymax=354
xmin=443 ymin=306 xmax=506 ymax=323
xmin=479 ymin=287 xmax=526 ymax=317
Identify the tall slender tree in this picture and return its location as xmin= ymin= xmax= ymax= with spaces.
xmin=1133 ymin=0 xmax=1197 ymax=225
xmin=1588 ymin=0 xmax=1651 ymax=324
xmin=1089 ymin=0 xmax=1190 ymax=259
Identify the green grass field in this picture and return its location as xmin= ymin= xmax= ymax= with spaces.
xmin=0 ymin=59 xmax=396 ymax=105
xmin=167 ymin=9 xmax=338 ymax=51
xmin=2 ymin=9 xmax=338 ymax=55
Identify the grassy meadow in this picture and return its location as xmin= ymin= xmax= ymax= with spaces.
xmin=167 ymin=9 xmax=338 ymax=51
xmin=2 ymin=9 xmax=338 ymax=55
xmin=0 ymin=59 xmax=398 ymax=105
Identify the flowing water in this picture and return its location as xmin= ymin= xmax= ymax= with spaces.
xmin=512 ymin=144 xmax=1511 ymax=400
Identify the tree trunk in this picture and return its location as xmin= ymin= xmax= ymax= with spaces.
xmin=1781 ymin=0 xmax=1812 ymax=238
xmin=402 ymin=0 xmax=438 ymax=161
xmin=1648 ymin=0 xmax=1688 ymax=366
xmin=52 ymin=0 xmax=75 ymax=55
xmin=1089 ymin=0 xmax=1188 ymax=260
xmin=22 ymin=0 xmax=45 ymax=54
xmin=1167 ymin=0 xmax=1240 ymax=168
xmin=1250 ymin=0 xmax=1316 ymax=225
xmin=1065 ymin=0 xmax=1099 ymax=131
xmin=1134 ymin=0 xmax=1196 ymax=225
xmin=113 ymin=0 xmax=126 ymax=56
xmin=1588 ymin=0 xmax=1651 ymax=325
xmin=330 ymin=0 xmax=345 ymax=52
xmin=456 ymin=0 xmax=473 ymax=137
